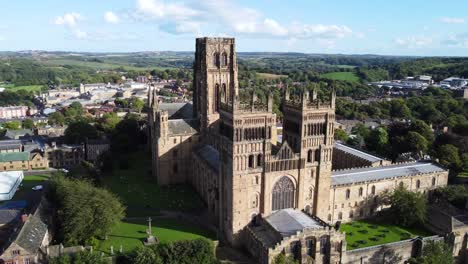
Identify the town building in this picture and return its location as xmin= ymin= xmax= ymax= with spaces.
xmin=148 ymin=38 xmax=449 ymax=263
xmin=45 ymin=143 xmax=84 ymax=169
xmin=0 ymin=106 xmax=29 ymax=119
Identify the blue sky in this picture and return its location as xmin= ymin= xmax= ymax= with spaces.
xmin=1 ymin=0 xmax=468 ymax=56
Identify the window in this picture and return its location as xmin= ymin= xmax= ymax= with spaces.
xmin=345 ymin=189 xmax=350 ymax=199
xmin=255 ymin=176 xmax=259 ymax=185
xmin=432 ymin=177 xmax=436 ymax=186
xmin=327 ymin=214 xmax=331 ymax=221
xmin=416 ymin=180 xmax=421 ymax=189
xmin=338 ymin=212 xmax=342 ymax=220
xmin=399 ymin=182 xmax=404 ymax=188
xmin=257 ymin=154 xmax=262 ymax=167
xmin=248 ymin=155 xmax=254 ymax=168
xmin=212 ymin=53 xmax=220 ymax=67
xmin=12 ymin=249 xmax=20 ymax=256
xmin=371 ymin=185 xmax=376 ymax=195
xmin=173 ymin=138 xmax=177 ymax=144
xmin=221 ymin=53 xmax=228 ymax=66
xmin=358 ymin=187 xmax=363 ymax=197
xmin=307 ymin=150 xmax=312 ymax=162
xmin=315 ymin=149 xmax=320 ymax=162
xmin=349 ymin=211 xmax=354 ymax=218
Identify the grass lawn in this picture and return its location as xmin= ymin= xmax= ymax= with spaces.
xmin=14 ymin=175 xmax=49 ymax=201
xmin=102 ymin=151 xmax=205 ymax=217
xmin=96 ymin=218 xmax=216 ymax=254
xmin=340 ymin=220 xmax=432 ymax=250
xmin=321 ymin=72 xmax=360 ymax=82
xmin=457 ymin=171 xmax=468 ymax=178
xmin=2 ymin=84 xmax=45 ymax=92
xmin=256 ymin=72 xmax=288 ymax=79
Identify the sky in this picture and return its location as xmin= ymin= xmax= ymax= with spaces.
xmin=1 ymin=0 xmax=468 ymax=56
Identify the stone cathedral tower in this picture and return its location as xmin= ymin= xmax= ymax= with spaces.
xmin=193 ymin=38 xmax=239 ymax=134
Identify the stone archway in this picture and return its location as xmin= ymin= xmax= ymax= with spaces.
xmin=272 ymin=176 xmax=295 ymax=211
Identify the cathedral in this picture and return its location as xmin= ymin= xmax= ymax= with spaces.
xmin=148 ymin=38 xmax=449 ymax=264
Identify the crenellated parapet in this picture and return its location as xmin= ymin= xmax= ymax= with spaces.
xmin=283 ymin=86 xmax=336 ymax=112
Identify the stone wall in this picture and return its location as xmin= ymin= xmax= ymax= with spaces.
xmin=342 ymin=236 xmax=444 ymax=264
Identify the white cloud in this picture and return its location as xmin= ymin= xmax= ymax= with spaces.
xmin=54 ymin=12 xmax=82 ymax=27
xmin=104 ymin=11 xmax=120 ymax=24
xmin=132 ymin=0 xmax=352 ymax=40
xmin=440 ymin=17 xmax=465 ymax=24
xmin=73 ymin=30 xmax=88 ymax=40
xmin=442 ymin=33 xmax=468 ymax=48
xmin=395 ymin=36 xmax=432 ymax=48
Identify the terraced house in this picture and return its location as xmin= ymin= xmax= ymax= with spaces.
xmin=148 ymin=38 xmax=451 ymax=263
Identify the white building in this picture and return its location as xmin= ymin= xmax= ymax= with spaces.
xmin=0 ymin=171 xmax=24 ymax=201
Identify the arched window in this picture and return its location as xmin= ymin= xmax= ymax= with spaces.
xmin=307 ymin=150 xmax=313 ymax=162
xmin=358 ymin=187 xmax=363 ymax=197
xmin=257 ymin=154 xmax=262 ymax=167
xmin=338 ymin=212 xmax=342 ymax=220
xmin=327 ymin=214 xmax=331 ymax=221
xmin=308 ymin=187 xmax=313 ymax=199
xmin=221 ymin=53 xmax=228 ymax=67
xmin=371 ymin=185 xmax=376 ymax=195
xmin=212 ymin=53 xmax=220 ymax=67
xmin=222 ymin=83 xmax=227 ymax=103
xmin=416 ymin=180 xmax=421 ymax=189
xmin=432 ymin=177 xmax=436 ymax=186
xmin=272 ymin=176 xmax=295 ymax=211
xmin=315 ymin=149 xmax=320 ymax=162
xmin=215 ymin=83 xmax=220 ymax=112
xmin=345 ymin=189 xmax=350 ymax=200
xmin=248 ymin=155 xmax=254 ymax=168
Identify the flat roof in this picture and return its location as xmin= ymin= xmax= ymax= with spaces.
xmin=0 ymin=171 xmax=24 ymax=199
xmin=332 ymin=162 xmax=446 ymax=186
xmin=334 ymin=142 xmax=384 ymax=163
xmin=266 ymin=208 xmax=324 ymax=237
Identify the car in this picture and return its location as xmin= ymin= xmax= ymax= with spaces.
xmin=32 ymin=185 xmax=43 ymax=191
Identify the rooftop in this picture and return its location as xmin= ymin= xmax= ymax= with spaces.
xmin=159 ymin=103 xmax=193 ymax=119
xmin=167 ymin=119 xmax=198 ymax=135
xmin=332 ymin=161 xmax=446 ymax=186
xmin=195 ymin=145 xmax=220 ymax=173
xmin=0 ymin=209 xmax=21 ymax=225
xmin=265 ymin=208 xmax=324 ymax=238
xmin=334 ymin=142 xmax=384 ymax=163
xmin=0 ymin=152 xmax=29 ymax=162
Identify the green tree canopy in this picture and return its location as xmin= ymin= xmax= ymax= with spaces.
xmin=388 ymin=186 xmax=427 ymax=227
xmin=436 ymin=144 xmax=462 ymax=172
xmin=48 ymin=112 xmax=66 ymax=126
xmin=21 ymin=119 xmax=35 ymax=129
xmin=47 ymin=173 xmax=125 ymax=245
xmin=366 ymin=127 xmax=389 ymax=155
xmin=64 ymin=121 xmax=98 ymax=144
xmin=409 ymin=241 xmax=453 ymax=264
xmin=404 ymin=131 xmax=428 ymax=155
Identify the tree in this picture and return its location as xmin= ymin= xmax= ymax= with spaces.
xmin=153 ymin=238 xmax=217 ymax=264
xmin=404 ymin=131 xmax=428 ymax=155
xmin=2 ymin=121 xmax=21 ymax=130
xmin=436 ymin=144 xmax=462 ymax=173
xmin=130 ymin=97 xmax=145 ymax=113
xmin=22 ymin=119 xmax=34 ymax=129
xmin=334 ymin=128 xmax=349 ymax=142
xmin=64 ymin=121 xmax=98 ymax=144
xmin=390 ymin=99 xmax=411 ymax=119
xmin=97 ymin=112 xmax=121 ymax=133
xmin=73 ymin=251 xmax=108 ymax=264
xmin=366 ymin=127 xmax=389 ymax=155
xmin=111 ymin=115 xmax=145 ymax=153
xmin=134 ymin=246 xmax=162 ymax=264
xmin=410 ymin=120 xmax=434 ymax=143
xmin=409 ymin=241 xmax=453 ymax=264
xmin=48 ymin=112 xmax=66 ymax=126
xmin=49 ymin=255 xmax=71 ymax=264
xmin=388 ymin=186 xmax=427 ymax=227
xmin=47 ymin=173 xmax=125 ymax=245
xmin=272 ymin=253 xmax=299 ymax=264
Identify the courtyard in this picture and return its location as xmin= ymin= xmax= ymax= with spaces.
xmin=96 ymin=218 xmax=216 ymax=254
xmin=340 ymin=220 xmax=432 ymax=250
xmin=101 ymin=151 xmax=205 ymax=217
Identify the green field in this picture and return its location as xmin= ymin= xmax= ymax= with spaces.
xmin=96 ymin=218 xmax=216 ymax=254
xmin=102 ymin=151 xmax=205 ymax=217
xmin=14 ymin=175 xmax=49 ymax=201
xmin=321 ymin=72 xmax=360 ymax=82
xmin=340 ymin=220 xmax=432 ymax=250
xmin=256 ymin=72 xmax=288 ymax=79
xmin=2 ymin=84 xmax=44 ymax=92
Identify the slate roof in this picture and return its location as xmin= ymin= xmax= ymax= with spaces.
xmin=332 ymin=161 xmax=446 ymax=186
xmin=195 ymin=145 xmax=220 ymax=173
xmin=4 ymin=129 xmax=33 ymax=140
xmin=0 ymin=152 xmax=29 ymax=162
xmin=0 ymin=209 xmax=21 ymax=225
xmin=0 ymin=140 xmax=22 ymax=151
xmin=168 ymin=119 xmax=198 ymax=135
xmin=265 ymin=208 xmax=324 ymax=238
xmin=159 ymin=103 xmax=193 ymax=119
xmin=334 ymin=142 xmax=384 ymax=163
xmin=15 ymin=214 xmax=48 ymax=253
